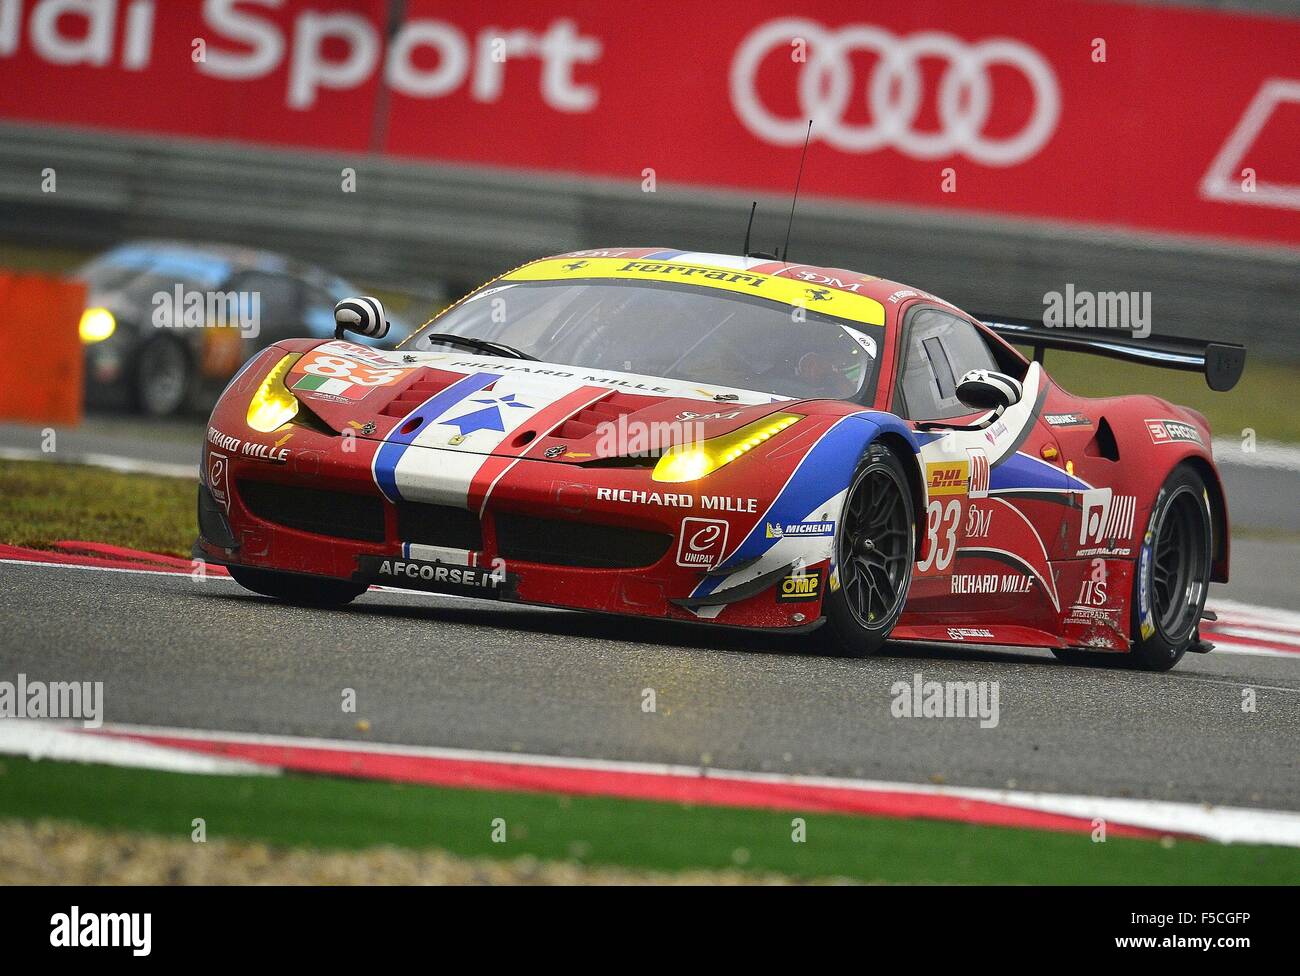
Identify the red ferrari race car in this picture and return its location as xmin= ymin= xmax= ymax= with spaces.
xmin=195 ymin=249 xmax=1245 ymax=671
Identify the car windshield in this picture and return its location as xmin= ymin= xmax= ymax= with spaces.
xmin=77 ymin=247 xmax=231 ymax=295
xmin=407 ymin=279 xmax=883 ymax=400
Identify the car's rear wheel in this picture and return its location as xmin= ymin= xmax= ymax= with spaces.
xmin=132 ymin=335 xmax=193 ymax=417
xmin=1128 ymin=465 xmax=1212 ymax=671
xmin=820 ymin=442 xmax=916 ymax=657
xmin=228 ymin=565 xmax=367 ymax=608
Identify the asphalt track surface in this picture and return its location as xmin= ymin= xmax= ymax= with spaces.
xmin=2 ymin=556 xmax=1297 ymax=813
xmin=1 ymin=415 xmax=1298 ymax=814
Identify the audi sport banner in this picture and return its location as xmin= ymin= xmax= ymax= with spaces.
xmin=1 ymin=0 xmax=1296 ymax=248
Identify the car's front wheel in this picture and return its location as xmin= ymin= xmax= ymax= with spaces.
xmin=228 ymin=565 xmax=368 ymax=608
xmin=820 ymin=442 xmax=916 ymax=657
xmin=132 ymin=335 xmax=193 ymax=417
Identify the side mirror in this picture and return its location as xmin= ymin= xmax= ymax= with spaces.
xmin=956 ymin=369 xmax=1022 ymax=413
xmin=333 ymin=297 xmax=389 ymax=341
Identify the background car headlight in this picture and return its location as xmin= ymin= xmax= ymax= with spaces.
xmin=653 ymin=412 xmax=802 ymax=483
xmin=78 ymin=307 xmax=116 ymax=343
xmin=246 ymin=353 xmax=302 ymax=432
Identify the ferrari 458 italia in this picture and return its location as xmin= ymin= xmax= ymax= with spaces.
xmin=195 ymin=249 xmax=1245 ymax=670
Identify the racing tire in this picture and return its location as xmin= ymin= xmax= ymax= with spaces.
xmin=131 ymin=335 xmax=193 ymax=417
xmin=819 ymin=441 xmax=916 ymax=657
xmin=1125 ymin=464 xmax=1212 ymax=671
xmin=228 ymin=565 xmax=368 ymax=608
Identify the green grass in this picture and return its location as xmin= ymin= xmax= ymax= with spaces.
xmin=0 ymin=242 xmax=93 ymax=273
xmin=0 ymin=460 xmax=194 ymax=556
xmin=1034 ymin=350 xmax=1300 ymax=444
xmin=2 ymin=757 xmax=1296 ymax=884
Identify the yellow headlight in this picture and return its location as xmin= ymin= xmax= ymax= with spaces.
xmin=246 ymin=353 xmax=302 ymax=433
xmin=653 ymin=412 xmax=802 ymax=483
xmin=78 ymin=307 xmax=116 ymax=343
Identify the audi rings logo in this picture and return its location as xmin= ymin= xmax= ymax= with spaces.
xmin=730 ymin=19 xmax=1061 ymax=166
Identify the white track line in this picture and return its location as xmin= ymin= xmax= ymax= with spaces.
xmin=955 ymin=791 xmax=1300 ymax=848
xmin=1212 ymin=646 xmax=1297 ymax=660
xmin=1174 ymin=675 xmax=1300 ymax=694
xmin=0 ymin=720 xmax=276 ymax=776
xmin=0 ymin=446 xmax=197 ymax=479
xmin=1216 ymin=626 xmax=1300 ymax=648
xmin=1212 ymin=438 xmax=1300 ymax=472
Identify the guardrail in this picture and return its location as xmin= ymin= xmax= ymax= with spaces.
xmin=0 ymin=122 xmax=1296 ymax=358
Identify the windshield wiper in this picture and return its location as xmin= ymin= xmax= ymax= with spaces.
xmin=421 ymin=333 xmax=538 ymax=361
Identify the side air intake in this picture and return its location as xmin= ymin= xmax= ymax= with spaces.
xmin=1085 ymin=417 xmax=1120 ymax=462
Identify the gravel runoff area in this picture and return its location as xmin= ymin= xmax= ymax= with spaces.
xmin=0 ymin=819 xmax=855 ymax=886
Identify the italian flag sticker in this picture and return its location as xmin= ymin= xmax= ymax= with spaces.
xmin=292 ymin=374 xmax=364 ymax=399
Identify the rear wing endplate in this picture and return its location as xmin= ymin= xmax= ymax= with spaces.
xmin=974 ymin=314 xmax=1246 ymax=392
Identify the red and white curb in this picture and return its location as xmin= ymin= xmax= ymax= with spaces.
xmin=2 ymin=720 xmax=1299 ymax=848
xmin=0 ymin=541 xmax=229 ymax=577
xmin=1202 ymin=599 xmax=1300 ymax=659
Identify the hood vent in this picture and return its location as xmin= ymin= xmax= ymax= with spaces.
xmin=378 ymin=372 xmax=462 ymax=418
xmin=551 ymin=391 xmax=666 ymax=441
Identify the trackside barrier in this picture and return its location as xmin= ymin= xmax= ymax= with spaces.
xmin=0 ymin=270 xmax=85 ymax=425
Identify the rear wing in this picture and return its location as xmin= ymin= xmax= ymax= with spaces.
xmin=974 ymin=314 xmax=1246 ymax=392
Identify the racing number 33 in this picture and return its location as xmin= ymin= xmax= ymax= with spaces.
xmin=300 ymin=353 xmax=406 ymax=387
xmin=918 ymin=498 xmax=961 ymax=573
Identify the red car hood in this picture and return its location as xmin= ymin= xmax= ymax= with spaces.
xmin=282 ymin=340 xmax=798 ymax=461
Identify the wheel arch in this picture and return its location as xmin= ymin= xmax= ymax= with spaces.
xmin=1180 ymin=454 xmax=1230 ymax=583
xmin=872 ymin=429 xmax=926 ymax=561
xmin=804 ymin=411 xmax=926 ymax=561
xmin=1095 ymin=397 xmax=1227 ymax=584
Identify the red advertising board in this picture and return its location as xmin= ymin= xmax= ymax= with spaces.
xmin=0 ymin=0 xmax=1296 ymax=247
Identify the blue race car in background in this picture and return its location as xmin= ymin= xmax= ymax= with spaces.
xmin=76 ymin=241 xmax=412 ymax=416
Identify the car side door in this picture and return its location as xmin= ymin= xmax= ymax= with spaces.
xmin=892 ymin=305 xmax=1068 ymax=618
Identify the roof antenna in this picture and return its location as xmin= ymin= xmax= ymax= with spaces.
xmin=742 ymin=201 xmax=780 ymax=261
xmin=781 ymin=119 xmax=813 ymax=263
